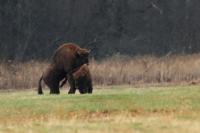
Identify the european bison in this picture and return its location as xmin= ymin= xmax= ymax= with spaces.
xmin=38 ymin=43 xmax=90 ymax=94
xmin=60 ymin=64 xmax=93 ymax=94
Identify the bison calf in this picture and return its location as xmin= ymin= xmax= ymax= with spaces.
xmin=60 ymin=64 xmax=93 ymax=94
xmin=73 ymin=64 xmax=93 ymax=94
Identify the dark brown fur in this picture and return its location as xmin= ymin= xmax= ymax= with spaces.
xmin=71 ymin=64 xmax=93 ymax=94
xmin=38 ymin=43 xmax=90 ymax=94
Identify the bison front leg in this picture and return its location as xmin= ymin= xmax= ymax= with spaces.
xmin=88 ymin=86 xmax=93 ymax=94
xmin=77 ymin=81 xmax=88 ymax=94
xmin=78 ymin=88 xmax=88 ymax=94
xmin=88 ymin=81 xmax=93 ymax=94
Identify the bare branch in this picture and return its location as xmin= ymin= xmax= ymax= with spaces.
xmin=151 ymin=2 xmax=163 ymax=14
xmin=135 ymin=0 xmax=162 ymax=14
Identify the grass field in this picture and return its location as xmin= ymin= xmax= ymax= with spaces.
xmin=0 ymin=85 xmax=200 ymax=133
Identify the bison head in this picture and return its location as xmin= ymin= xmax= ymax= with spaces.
xmin=75 ymin=48 xmax=90 ymax=65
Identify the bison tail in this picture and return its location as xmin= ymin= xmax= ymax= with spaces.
xmin=38 ymin=76 xmax=44 ymax=95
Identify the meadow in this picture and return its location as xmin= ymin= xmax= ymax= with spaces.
xmin=0 ymin=54 xmax=200 ymax=132
xmin=0 ymin=85 xmax=200 ymax=133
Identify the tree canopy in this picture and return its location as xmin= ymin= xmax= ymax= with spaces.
xmin=0 ymin=0 xmax=200 ymax=60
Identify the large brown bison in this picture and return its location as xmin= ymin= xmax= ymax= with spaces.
xmin=60 ymin=64 xmax=93 ymax=94
xmin=38 ymin=43 xmax=90 ymax=94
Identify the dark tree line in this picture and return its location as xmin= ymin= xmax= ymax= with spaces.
xmin=0 ymin=0 xmax=200 ymax=61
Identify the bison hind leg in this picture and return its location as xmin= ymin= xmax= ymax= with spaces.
xmin=49 ymin=81 xmax=60 ymax=94
xmin=50 ymin=89 xmax=60 ymax=94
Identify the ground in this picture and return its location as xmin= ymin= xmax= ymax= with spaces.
xmin=0 ymin=85 xmax=200 ymax=133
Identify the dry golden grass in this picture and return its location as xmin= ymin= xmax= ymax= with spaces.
xmin=1 ymin=54 xmax=200 ymax=89
xmin=90 ymin=54 xmax=200 ymax=86
xmin=0 ymin=61 xmax=47 ymax=89
xmin=1 ymin=114 xmax=200 ymax=133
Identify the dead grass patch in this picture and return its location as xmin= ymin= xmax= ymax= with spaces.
xmin=1 ymin=54 xmax=200 ymax=89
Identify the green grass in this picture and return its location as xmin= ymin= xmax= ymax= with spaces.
xmin=0 ymin=85 xmax=200 ymax=133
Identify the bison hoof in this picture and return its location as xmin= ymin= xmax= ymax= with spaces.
xmin=38 ymin=92 xmax=43 ymax=95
